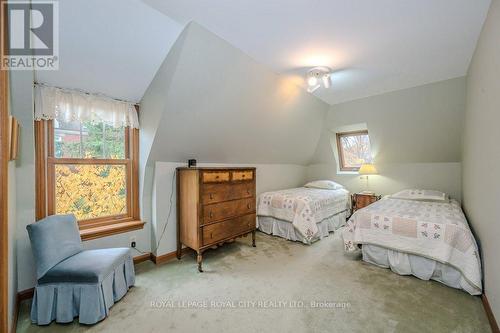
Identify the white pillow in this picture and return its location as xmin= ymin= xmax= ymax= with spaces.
xmin=390 ymin=189 xmax=448 ymax=202
xmin=304 ymin=180 xmax=344 ymax=190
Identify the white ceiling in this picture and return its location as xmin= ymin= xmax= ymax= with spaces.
xmin=35 ymin=0 xmax=182 ymax=102
xmin=37 ymin=0 xmax=491 ymax=105
xmin=144 ymin=0 xmax=491 ymax=105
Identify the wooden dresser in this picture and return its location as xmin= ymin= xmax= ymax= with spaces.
xmin=176 ymin=167 xmax=257 ymax=272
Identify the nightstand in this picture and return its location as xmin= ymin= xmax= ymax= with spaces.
xmin=352 ymin=193 xmax=381 ymax=214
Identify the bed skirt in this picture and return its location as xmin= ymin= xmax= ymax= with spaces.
xmin=362 ymin=244 xmax=480 ymax=295
xmin=30 ymin=254 xmax=135 ymax=325
xmin=257 ymin=210 xmax=348 ymax=244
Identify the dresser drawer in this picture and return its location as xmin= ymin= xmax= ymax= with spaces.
xmin=202 ymin=214 xmax=256 ymax=246
xmin=232 ymin=170 xmax=254 ymax=181
xmin=202 ymin=171 xmax=230 ymax=183
xmin=203 ymin=198 xmax=255 ymax=224
xmin=202 ymin=183 xmax=255 ymax=204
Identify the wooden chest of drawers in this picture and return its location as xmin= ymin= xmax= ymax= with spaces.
xmin=176 ymin=167 xmax=256 ymax=272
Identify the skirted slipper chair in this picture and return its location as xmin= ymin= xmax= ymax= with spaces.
xmin=26 ymin=214 xmax=135 ymax=325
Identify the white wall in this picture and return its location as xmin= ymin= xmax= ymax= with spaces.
xmin=9 ymin=70 xmax=36 ymax=292
xmin=151 ymin=162 xmax=307 ymax=255
xmin=140 ymin=22 xmax=329 ymax=257
xmin=6 ymin=67 xmax=19 ymax=330
xmin=141 ymin=22 xmax=328 ymax=167
xmin=307 ymin=162 xmax=461 ymax=200
xmin=462 ymin=0 xmax=500 ymax=321
xmin=308 ymin=77 xmax=466 ymax=200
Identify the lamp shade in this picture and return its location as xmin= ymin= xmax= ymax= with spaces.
xmin=358 ymin=163 xmax=378 ymax=175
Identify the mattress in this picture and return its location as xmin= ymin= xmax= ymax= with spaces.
xmin=343 ymin=197 xmax=482 ymax=295
xmin=257 ymin=187 xmax=350 ymax=243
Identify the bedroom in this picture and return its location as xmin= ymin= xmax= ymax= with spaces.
xmin=0 ymin=0 xmax=499 ymax=332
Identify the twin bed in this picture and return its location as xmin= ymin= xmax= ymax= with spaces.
xmin=257 ymin=184 xmax=482 ymax=296
xmin=257 ymin=181 xmax=350 ymax=244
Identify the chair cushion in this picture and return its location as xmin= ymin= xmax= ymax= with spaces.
xmin=26 ymin=214 xmax=83 ymax=280
xmin=38 ymin=248 xmax=132 ymax=284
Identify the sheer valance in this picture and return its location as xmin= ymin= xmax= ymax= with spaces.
xmin=34 ymin=85 xmax=139 ymax=129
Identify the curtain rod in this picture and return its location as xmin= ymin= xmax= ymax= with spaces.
xmin=34 ymin=82 xmax=140 ymax=106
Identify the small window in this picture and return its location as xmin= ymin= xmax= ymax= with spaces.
xmin=336 ymin=130 xmax=373 ymax=171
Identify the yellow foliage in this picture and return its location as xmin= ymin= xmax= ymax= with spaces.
xmin=55 ymin=164 xmax=126 ymax=220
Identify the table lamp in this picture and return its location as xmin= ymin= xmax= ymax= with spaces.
xmin=359 ymin=163 xmax=378 ymax=194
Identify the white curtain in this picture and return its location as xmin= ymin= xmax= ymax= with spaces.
xmin=34 ymin=85 xmax=139 ymax=129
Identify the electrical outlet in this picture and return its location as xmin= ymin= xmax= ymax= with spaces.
xmin=130 ymin=236 xmax=137 ymax=248
xmin=131 ymin=241 xmax=136 ymax=248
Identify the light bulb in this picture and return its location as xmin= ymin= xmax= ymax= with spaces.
xmin=322 ymin=74 xmax=331 ymax=88
xmin=307 ymin=76 xmax=318 ymax=86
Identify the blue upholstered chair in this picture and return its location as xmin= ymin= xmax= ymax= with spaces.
xmin=26 ymin=214 xmax=135 ymax=325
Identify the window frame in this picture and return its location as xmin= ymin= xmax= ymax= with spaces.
xmin=35 ymin=111 xmax=143 ymax=240
xmin=335 ymin=130 xmax=371 ymax=172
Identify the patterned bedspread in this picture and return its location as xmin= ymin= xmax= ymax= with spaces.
xmin=257 ymin=187 xmax=350 ymax=242
xmin=343 ymin=197 xmax=482 ymax=294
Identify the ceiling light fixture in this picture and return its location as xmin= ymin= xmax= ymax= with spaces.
xmin=306 ymin=66 xmax=332 ymax=93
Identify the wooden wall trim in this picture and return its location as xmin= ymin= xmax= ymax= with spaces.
xmin=133 ymin=253 xmax=151 ymax=264
xmin=482 ymin=294 xmax=500 ymax=333
xmin=34 ymin=120 xmax=47 ymax=220
xmin=151 ymin=248 xmax=192 ymax=265
xmin=16 ymin=288 xmax=34 ymax=303
xmin=131 ymin=127 xmax=140 ymax=220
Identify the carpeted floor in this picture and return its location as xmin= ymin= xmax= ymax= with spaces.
xmin=16 ymin=230 xmax=491 ymax=333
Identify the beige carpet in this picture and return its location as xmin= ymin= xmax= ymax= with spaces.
xmin=16 ymin=230 xmax=491 ymax=333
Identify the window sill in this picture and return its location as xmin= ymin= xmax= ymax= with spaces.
xmin=79 ymin=220 xmax=145 ymax=241
xmin=337 ymin=171 xmax=359 ymax=175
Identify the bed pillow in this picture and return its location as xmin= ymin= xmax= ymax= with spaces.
xmin=304 ymin=180 xmax=344 ymax=190
xmin=390 ymin=189 xmax=448 ymax=202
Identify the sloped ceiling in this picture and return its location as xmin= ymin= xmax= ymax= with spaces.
xmin=145 ymin=0 xmax=490 ymax=105
xmin=140 ymin=23 xmax=328 ymax=166
xmin=35 ymin=0 xmax=182 ymax=102
xmin=35 ymin=0 xmax=490 ymax=105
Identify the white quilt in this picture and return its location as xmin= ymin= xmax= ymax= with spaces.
xmin=343 ymin=197 xmax=482 ymax=294
xmin=257 ymin=187 xmax=350 ymax=242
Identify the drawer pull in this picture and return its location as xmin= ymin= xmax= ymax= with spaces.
xmin=209 ymin=193 xmax=213 ymax=200
xmin=210 ymin=232 xmax=213 ymax=239
xmin=209 ymin=211 xmax=213 ymax=218
xmin=241 ymin=174 xmax=245 ymax=178
xmin=247 ymin=203 xmax=251 ymax=209
xmin=246 ymin=190 xmax=250 ymax=195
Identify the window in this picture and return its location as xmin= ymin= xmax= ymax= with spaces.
xmin=51 ymin=117 xmax=130 ymax=221
xmin=38 ymin=118 xmax=142 ymax=239
xmin=34 ymin=85 xmax=143 ymax=240
xmin=336 ymin=130 xmax=373 ymax=171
